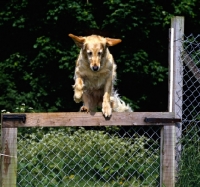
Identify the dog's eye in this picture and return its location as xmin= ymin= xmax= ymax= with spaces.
xmin=98 ymin=51 xmax=102 ymax=56
xmin=87 ymin=51 xmax=92 ymax=56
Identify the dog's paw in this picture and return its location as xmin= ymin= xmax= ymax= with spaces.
xmin=74 ymin=90 xmax=83 ymax=103
xmin=102 ymin=103 xmax=112 ymax=117
xmin=74 ymin=96 xmax=82 ymax=103
xmin=80 ymin=106 xmax=89 ymax=113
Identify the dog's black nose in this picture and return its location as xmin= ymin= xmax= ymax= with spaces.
xmin=92 ymin=66 xmax=99 ymax=71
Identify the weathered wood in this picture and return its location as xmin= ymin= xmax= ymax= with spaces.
xmin=182 ymin=51 xmax=200 ymax=83
xmin=162 ymin=125 xmax=176 ymax=187
xmin=172 ymin=16 xmax=184 ymax=117
xmin=2 ymin=112 xmax=175 ymax=128
xmin=0 ymin=127 xmax=17 ymax=187
xmin=172 ymin=16 xmax=184 ymax=178
xmin=160 ymin=27 xmax=176 ymax=187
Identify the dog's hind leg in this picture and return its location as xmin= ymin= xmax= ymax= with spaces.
xmin=81 ymin=93 xmax=98 ymax=113
xmin=80 ymin=106 xmax=89 ymax=112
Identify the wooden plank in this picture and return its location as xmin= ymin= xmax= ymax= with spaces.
xmin=0 ymin=127 xmax=17 ymax=187
xmin=162 ymin=125 xmax=175 ymax=187
xmin=172 ymin=16 xmax=184 ymax=118
xmin=161 ymin=27 xmax=176 ymax=187
xmin=2 ymin=112 xmax=175 ymax=128
xmin=172 ymin=16 xmax=184 ymax=179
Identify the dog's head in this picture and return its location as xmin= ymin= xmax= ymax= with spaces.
xmin=69 ymin=34 xmax=121 ymax=72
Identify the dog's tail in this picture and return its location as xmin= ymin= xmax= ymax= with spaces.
xmin=110 ymin=92 xmax=133 ymax=112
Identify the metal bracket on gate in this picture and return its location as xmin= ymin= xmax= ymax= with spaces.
xmin=144 ymin=117 xmax=181 ymax=123
xmin=2 ymin=114 xmax=26 ymax=123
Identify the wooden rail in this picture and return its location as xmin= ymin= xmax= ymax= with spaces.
xmin=2 ymin=112 xmax=175 ymax=128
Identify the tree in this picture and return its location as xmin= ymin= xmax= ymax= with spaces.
xmin=0 ymin=0 xmax=200 ymax=112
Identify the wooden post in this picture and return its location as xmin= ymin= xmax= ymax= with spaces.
xmin=160 ymin=26 xmax=176 ymax=187
xmin=161 ymin=16 xmax=184 ymax=187
xmin=171 ymin=16 xmax=184 ymax=175
xmin=0 ymin=116 xmax=17 ymax=187
xmin=161 ymin=124 xmax=176 ymax=187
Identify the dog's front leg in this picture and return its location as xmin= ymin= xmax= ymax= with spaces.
xmin=73 ymin=77 xmax=84 ymax=103
xmin=102 ymin=77 xmax=112 ymax=117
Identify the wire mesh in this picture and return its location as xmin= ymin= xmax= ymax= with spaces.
xmin=17 ymin=126 xmax=161 ymax=187
xmin=181 ymin=34 xmax=200 ymax=127
xmin=175 ymin=34 xmax=200 ymax=185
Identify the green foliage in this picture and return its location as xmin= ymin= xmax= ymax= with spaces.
xmin=18 ymin=127 xmax=159 ymax=186
xmin=1 ymin=0 xmax=200 ymax=112
xmin=1 ymin=103 xmax=34 ymax=113
xmin=176 ymin=126 xmax=200 ymax=187
xmin=172 ymin=0 xmax=196 ymax=18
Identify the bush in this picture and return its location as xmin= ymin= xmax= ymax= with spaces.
xmin=176 ymin=125 xmax=200 ymax=187
xmin=17 ymin=127 xmax=159 ymax=186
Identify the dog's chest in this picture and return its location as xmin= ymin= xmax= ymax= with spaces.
xmin=82 ymin=72 xmax=109 ymax=90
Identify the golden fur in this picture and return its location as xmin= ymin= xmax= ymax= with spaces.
xmin=69 ymin=34 xmax=132 ymax=117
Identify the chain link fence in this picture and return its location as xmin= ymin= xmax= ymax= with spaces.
xmin=181 ymin=34 xmax=200 ymax=125
xmin=176 ymin=34 xmax=200 ymax=186
xmin=17 ymin=126 xmax=161 ymax=187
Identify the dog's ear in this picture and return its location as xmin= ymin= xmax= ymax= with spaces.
xmin=106 ymin=38 xmax=122 ymax=46
xmin=69 ymin=34 xmax=85 ymax=48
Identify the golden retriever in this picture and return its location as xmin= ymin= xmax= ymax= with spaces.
xmin=69 ymin=34 xmax=132 ymax=117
